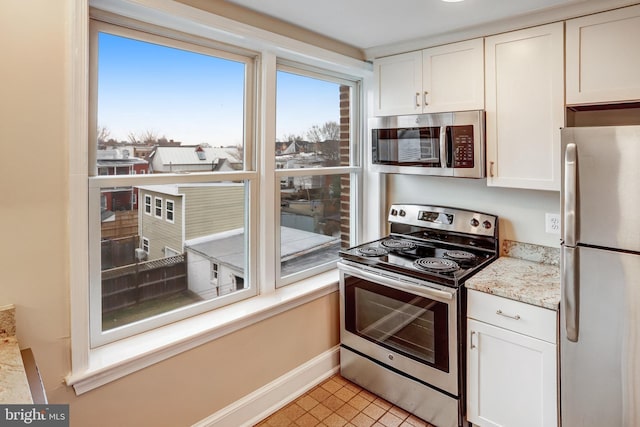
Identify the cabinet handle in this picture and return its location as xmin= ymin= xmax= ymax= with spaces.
xmin=489 ymin=161 xmax=495 ymax=177
xmin=470 ymin=331 xmax=476 ymax=349
xmin=496 ymin=309 xmax=521 ymax=320
xmin=415 ymin=92 xmax=420 ymax=108
xmin=423 ymin=91 xmax=428 ymax=106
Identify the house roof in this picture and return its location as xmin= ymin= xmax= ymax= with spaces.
xmin=185 ymin=226 xmax=339 ymax=275
xmin=150 ymin=145 xmax=242 ymax=170
xmin=137 ymin=182 xmax=244 ymax=198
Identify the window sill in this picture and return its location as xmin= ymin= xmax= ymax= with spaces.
xmin=65 ymin=270 xmax=339 ymax=395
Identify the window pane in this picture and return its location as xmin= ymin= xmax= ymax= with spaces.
xmin=276 ymin=71 xmax=350 ymax=168
xmin=96 ymin=32 xmax=245 ymax=174
xmin=280 ymin=174 xmax=350 ymax=277
xmin=276 ymin=69 xmax=353 ymax=279
xmin=99 ymin=182 xmax=247 ymax=331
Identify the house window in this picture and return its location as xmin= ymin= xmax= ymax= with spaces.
xmin=166 ymin=199 xmax=174 ymax=223
xmin=275 ymin=65 xmax=358 ymax=284
xmin=144 ymin=194 xmax=152 ymax=215
xmin=154 ymin=197 xmax=163 ymax=219
xmin=89 ymin=20 xmax=256 ymax=346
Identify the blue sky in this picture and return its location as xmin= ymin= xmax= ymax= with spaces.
xmin=98 ymin=32 xmax=340 ymax=146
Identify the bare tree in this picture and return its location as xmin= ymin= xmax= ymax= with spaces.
xmin=97 ymin=125 xmax=111 ymax=144
xmin=306 ymin=121 xmax=339 ymax=142
xmin=140 ymin=129 xmax=159 ymax=144
xmin=126 ymin=130 xmax=168 ymax=144
xmin=127 ymin=132 xmax=139 ymax=144
xmin=278 ymin=133 xmax=304 ymax=143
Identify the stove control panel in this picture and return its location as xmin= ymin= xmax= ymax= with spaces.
xmin=388 ymin=204 xmax=498 ymax=237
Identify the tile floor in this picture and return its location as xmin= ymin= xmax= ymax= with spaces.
xmin=254 ymin=374 xmax=436 ymax=427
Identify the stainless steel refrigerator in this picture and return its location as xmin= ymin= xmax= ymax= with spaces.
xmin=560 ymin=126 xmax=640 ymax=426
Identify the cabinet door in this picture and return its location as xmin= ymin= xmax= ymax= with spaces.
xmin=485 ymin=23 xmax=564 ymax=191
xmin=373 ymin=51 xmax=422 ymax=116
xmin=566 ymin=4 xmax=640 ymax=105
xmin=467 ymin=319 xmax=557 ymax=427
xmin=422 ymin=38 xmax=484 ymax=113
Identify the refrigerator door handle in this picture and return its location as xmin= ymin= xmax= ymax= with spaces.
xmin=562 ymin=246 xmax=579 ymax=342
xmin=563 ymin=143 xmax=578 ymax=246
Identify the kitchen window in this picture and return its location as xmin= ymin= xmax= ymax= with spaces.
xmin=68 ymin=2 xmax=366 ymax=393
xmin=89 ymin=20 xmax=256 ymax=346
xmin=275 ymin=65 xmax=359 ymax=285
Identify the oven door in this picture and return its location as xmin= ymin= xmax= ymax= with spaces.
xmin=338 ymin=261 xmax=459 ymax=396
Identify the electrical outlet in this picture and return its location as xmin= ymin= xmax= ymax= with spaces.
xmin=545 ymin=213 xmax=560 ymax=234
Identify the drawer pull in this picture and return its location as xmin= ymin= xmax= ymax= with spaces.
xmin=496 ymin=309 xmax=520 ymax=320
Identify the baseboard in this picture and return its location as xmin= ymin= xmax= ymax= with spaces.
xmin=192 ymin=346 xmax=340 ymax=427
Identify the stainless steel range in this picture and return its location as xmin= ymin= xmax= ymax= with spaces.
xmin=338 ymin=204 xmax=498 ymax=427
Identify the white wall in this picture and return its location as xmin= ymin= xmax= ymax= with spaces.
xmin=385 ymin=175 xmax=561 ymax=248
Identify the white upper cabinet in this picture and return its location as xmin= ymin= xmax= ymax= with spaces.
xmin=484 ymin=22 xmax=564 ymax=191
xmin=566 ymin=4 xmax=640 ymax=105
xmin=373 ymin=51 xmax=423 ymax=116
xmin=373 ymin=38 xmax=484 ymax=116
xmin=422 ymin=38 xmax=485 ymax=113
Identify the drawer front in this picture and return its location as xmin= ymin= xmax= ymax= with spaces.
xmin=467 ymin=289 xmax=557 ymax=343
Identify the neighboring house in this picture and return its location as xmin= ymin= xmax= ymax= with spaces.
xmin=138 ymin=181 xmax=340 ymax=299
xmin=147 ymin=145 xmax=243 ymax=173
xmin=137 ymin=182 xmax=245 ymax=261
xmin=185 ymin=226 xmax=339 ymax=298
xmin=97 ymin=149 xmax=149 ymax=213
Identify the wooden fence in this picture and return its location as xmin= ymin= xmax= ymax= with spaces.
xmin=101 ymin=254 xmax=187 ymax=313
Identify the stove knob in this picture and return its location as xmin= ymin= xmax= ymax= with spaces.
xmin=470 ymin=218 xmax=480 ymax=227
xmin=390 ymin=208 xmax=398 ymax=216
xmin=483 ymin=220 xmax=492 ymax=229
xmin=399 ymin=209 xmax=406 ymax=217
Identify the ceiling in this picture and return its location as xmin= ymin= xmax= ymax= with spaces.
xmin=223 ymin=0 xmax=626 ymax=55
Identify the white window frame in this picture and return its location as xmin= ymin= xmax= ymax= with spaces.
xmin=66 ymin=0 xmax=370 ymax=396
xmin=87 ymin=20 xmax=258 ymax=348
xmin=275 ymin=63 xmax=362 ymax=287
xmin=141 ymin=237 xmax=149 ymax=253
xmin=154 ymin=196 xmax=163 ymax=219
xmin=143 ymin=194 xmax=152 ymax=215
xmin=165 ymin=199 xmax=174 ymax=223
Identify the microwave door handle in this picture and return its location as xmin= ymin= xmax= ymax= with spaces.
xmin=439 ymin=126 xmax=447 ymax=168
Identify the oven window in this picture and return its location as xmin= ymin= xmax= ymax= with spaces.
xmin=344 ymin=276 xmax=449 ymax=372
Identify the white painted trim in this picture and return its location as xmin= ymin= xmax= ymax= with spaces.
xmin=68 ymin=0 xmax=91 ymax=377
xmin=91 ymin=0 xmax=370 ymax=77
xmin=65 ymin=272 xmax=338 ymax=394
xmin=193 ymin=346 xmax=340 ymax=427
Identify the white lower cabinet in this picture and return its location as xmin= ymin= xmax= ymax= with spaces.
xmin=466 ymin=290 xmax=558 ymax=427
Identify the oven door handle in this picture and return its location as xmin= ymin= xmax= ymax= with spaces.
xmin=337 ymin=262 xmax=455 ymax=301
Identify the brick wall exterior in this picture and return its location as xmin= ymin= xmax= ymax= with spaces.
xmin=339 ymin=85 xmax=351 ymax=249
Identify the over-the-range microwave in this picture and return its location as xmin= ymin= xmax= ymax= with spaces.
xmin=370 ymin=110 xmax=486 ymax=178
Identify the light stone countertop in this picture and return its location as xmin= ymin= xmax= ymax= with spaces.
xmin=0 ymin=305 xmax=33 ymax=404
xmin=465 ymin=241 xmax=561 ymax=311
